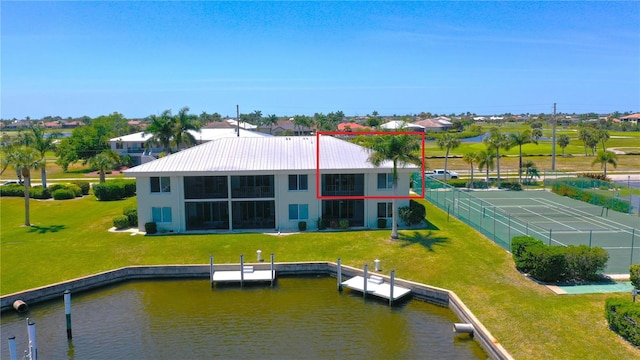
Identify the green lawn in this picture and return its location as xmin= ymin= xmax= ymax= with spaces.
xmin=1 ymin=195 xmax=638 ymax=359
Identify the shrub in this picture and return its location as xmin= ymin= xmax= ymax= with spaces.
xmin=30 ymin=185 xmax=51 ymax=199
xmin=377 ymin=218 xmax=387 ymax=229
xmin=52 ymin=188 xmax=76 ymax=200
xmin=581 ymin=172 xmax=611 ymax=182
xmin=48 ymin=183 xmax=82 ymax=197
xmin=71 ymin=181 xmax=91 ymax=195
xmin=123 ymin=205 xmax=138 ymax=227
xmin=529 ymin=245 xmax=567 ymax=283
xmin=145 ymin=222 xmax=157 ymax=234
xmin=0 ymin=184 xmax=24 ymax=197
xmin=500 ymin=182 xmax=522 ymax=191
xmin=68 ymin=184 xmax=83 ymax=197
xmin=447 ymin=179 xmax=468 ymax=188
xmin=511 ymin=236 xmax=544 ymax=273
xmin=631 ymin=264 xmax=640 ymax=289
xmin=48 ymin=183 xmax=69 ymax=192
xmin=298 ymin=221 xmax=307 ymax=231
xmin=112 ymin=215 xmax=130 ymax=230
xmin=339 ymin=219 xmax=349 ymax=229
xmin=399 ymin=200 xmax=426 ymax=226
xmin=565 ymin=245 xmax=609 ymax=281
xmin=93 ymin=182 xmax=124 ymax=200
xmin=317 ymin=217 xmax=326 ymax=230
xmin=605 ymin=298 xmax=640 ymax=346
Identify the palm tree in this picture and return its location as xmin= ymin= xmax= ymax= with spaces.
xmin=596 ymin=128 xmax=610 ymax=151
xmin=509 ymin=130 xmax=532 ymax=184
xmin=462 ymin=151 xmax=479 ymax=188
xmin=483 ymin=128 xmax=511 ymax=186
xmin=89 ymin=150 xmax=121 ymax=183
xmin=29 ymin=124 xmax=60 ymax=188
xmin=557 ymin=134 xmax=570 ymax=156
xmin=522 ymin=160 xmax=540 ymax=184
xmin=368 ymin=133 xmax=422 ymax=239
xmin=265 ymin=114 xmax=278 ymax=134
xmin=591 ymin=150 xmax=618 ymax=177
xmin=173 ymin=106 xmax=200 ymax=150
xmin=2 ymin=146 xmax=42 ymax=226
xmin=144 ymin=110 xmax=175 ymax=154
xmin=477 ymin=149 xmax=496 ymax=183
xmin=436 ymin=132 xmax=460 ymax=182
xmin=578 ymin=127 xmax=592 ymax=156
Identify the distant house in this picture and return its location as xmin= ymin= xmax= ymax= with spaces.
xmin=124 ymin=136 xmax=415 ymax=233
xmin=413 ymin=117 xmax=453 ymax=132
xmin=110 ymin=128 xmax=271 ymax=166
xmin=261 ymin=119 xmax=313 ymax=136
xmin=620 ymin=113 xmax=640 ymax=126
xmin=42 ymin=121 xmax=62 ymax=129
xmin=61 ymin=121 xmax=84 ymax=129
xmin=379 ymin=120 xmax=424 ymax=132
xmin=337 ymin=122 xmax=371 ymax=131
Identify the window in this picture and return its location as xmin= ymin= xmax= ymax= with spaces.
xmin=377 ymin=173 xmax=393 ymax=189
xmin=288 ymin=174 xmax=308 ymax=191
xmin=115 ymin=141 xmax=123 ymax=149
xmin=377 ymin=202 xmax=393 ymax=218
xmin=184 ymin=176 xmax=228 ymax=199
xmin=152 ymin=207 xmax=172 ymax=223
xmin=150 ymin=177 xmax=171 ymax=193
xmin=288 ymin=204 xmax=309 ymax=220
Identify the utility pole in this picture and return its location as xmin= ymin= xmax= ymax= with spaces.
xmin=236 ymin=104 xmax=240 ymax=137
xmin=551 ymin=102 xmax=557 ymax=171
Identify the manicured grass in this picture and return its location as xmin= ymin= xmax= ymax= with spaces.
xmin=1 ymin=195 xmax=638 ymax=359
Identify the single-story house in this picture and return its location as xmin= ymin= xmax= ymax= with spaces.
xmin=380 ymin=120 xmax=425 ymax=132
xmin=620 ymin=113 xmax=640 ymax=125
xmin=413 ymin=117 xmax=453 ymax=132
xmin=337 ymin=122 xmax=371 ymax=131
xmin=124 ymin=136 xmax=416 ymax=233
xmin=110 ymin=128 xmax=270 ymax=165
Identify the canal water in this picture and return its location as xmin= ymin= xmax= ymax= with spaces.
xmin=1 ymin=276 xmax=485 ymax=359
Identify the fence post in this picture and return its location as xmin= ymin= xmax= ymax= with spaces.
xmin=589 ymin=230 xmax=593 ymax=248
xmin=548 ymin=229 xmax=552 ymax=245
xmin=631 ymin=229 xmax=636 ymax=266
xmin=508 ymin=215 xmax=511 ymax=245
xmin=493 ymin=207 xmax=496 ymax=242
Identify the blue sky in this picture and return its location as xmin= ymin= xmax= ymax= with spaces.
xmin=2 ymin=1 xmax=639 ymax=119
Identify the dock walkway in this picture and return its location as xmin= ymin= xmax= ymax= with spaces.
xmin=212 ymin=265 xmax=275 ymax=283
xmin=341 ymin=275 xmax=411 ymax=301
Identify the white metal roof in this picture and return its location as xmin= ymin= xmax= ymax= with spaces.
xmin=125 ymin=135 xmax=418 ymax=175
xmin=110 ymin=128 xmax=269 ymax=143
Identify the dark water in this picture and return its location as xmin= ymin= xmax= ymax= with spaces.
xmin=1 ymin=277 xmax=485 ymax=359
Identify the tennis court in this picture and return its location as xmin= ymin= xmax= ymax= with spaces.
xmin=420 ymin=179 xmax=640 ymax=274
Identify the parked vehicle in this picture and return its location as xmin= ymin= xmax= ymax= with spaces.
xmin=425 ymin=169 xmax=459 ymax=180
xmin=0 ymin=180 xmax=22 ymax=186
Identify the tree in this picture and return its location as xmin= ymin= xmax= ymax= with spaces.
xmin=509 ymin=130 xmax=532 ymax=184
xmin=173 ymin=106 xmax=200 ymax=150
xmin=522 ymin=161 xmax=540 ymax=184
xmin=144 ymin=110 xmax=175 ymax=154
xmin=591 ymin=150 xmax=617 ymax=177
xmin=578 ymin=127 xmax=593 ymax=156
xmin=2 ymin=146 xmax=42 ymax=226
xmin=367 ymin=133 xmax=422 ymax=239
xmin=483 ymin=127 xmax=511 ymax=186
xmin=462 ymin=151 xmax=479 ymax=188
xmin=436 ymin=132 xmax=460 ymax=182
xmin=557 ymin=134 xmax=570 ymax=156
xmin=596 ymin=128 xmax=610 ymax=151
xmin=292 ymin=115 xmax=312 ymax=136
xmin=29 ymin=124 xmax=60 ymax=188
xmin=477 ymin=149 xmax=496 ymax=183
xmin=55 ymin=123 xmax=110 ymax=170
xmin=88 ymin=150 xmax=121 ymax=183
xmin=264 ymin=114 xmax=279 ymax=134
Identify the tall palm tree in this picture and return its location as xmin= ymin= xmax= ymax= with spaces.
xmin=2 ymin=146 xmax=42 ymax=226
xmin=578 ymin=127 xmax=592 ymax=156
xmin=483 ymin=127 xmax=511 ymax=186
xmin=29 ymin=124 xmax=60 ymax=188
xmin=368 ymin=133 xmax=422 ymax=239
xmin=596 ymin=128 xmax=610 ymax=151
xmin=477 ymin=149 xmax=496 ymax=183
xmin=591 ymin=150 xmax=618 ymax=177
xmin=522 ymin=161 xmax=540 ymax=184
xmin=173 ymin=106 xmax=201 ymax=150
xmin=89 ymin=150 xmax=121 ymax=183
xmin=509 ymin=130 xmax=532 ymax=184
xmin=557 ymin=134 xmax=570 ymax=156
xmin=143 ymin=110 xmax=174 ymax=154
xmin=462 ymin=151 xmax=479 ymax=188
xmin=436 ymin=132 xmax=460 ymax=182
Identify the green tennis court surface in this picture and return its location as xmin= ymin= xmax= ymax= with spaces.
xmin=420 ymin=180 xmax=640 ymax=274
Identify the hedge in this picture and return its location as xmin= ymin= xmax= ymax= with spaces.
xmin=113 ymin=215 xmax=130 ymax=230
xmin=48 ymin=183 xmax=82 ymax=197
xmin=93 ymin=179 xmax=136 ymax=201
xmin=605 ymin=298 xmax=640 ymax=346
xmin=551 ymin=182 xmax=630 ymax=213
xmin=511 ymin=235 xmax=609 ymax=283
xmin=52 ymin=189 xmax=76 ymax=200
xmin=71 ymin=181 xmax=91 ymax=195
xmin=0 ymin=184 xmax=52 ymax=199
xmin=499 ymin=182 xmax=522 ymax=191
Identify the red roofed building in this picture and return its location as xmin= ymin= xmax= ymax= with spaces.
xmin=337 ymin=122 xmax=371 ymax=132
xmin=620 ymin=113 xmax=640 ymax=125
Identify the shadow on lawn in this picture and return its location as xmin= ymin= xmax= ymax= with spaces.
xmin=398 ymin=230 xmax=449 ymax=252
xmin=29 ymin=224 xmax=66 ymax=234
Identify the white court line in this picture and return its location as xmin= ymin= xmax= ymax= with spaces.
xmin=516 ymin=206 xmax=579 ymax=231
xmin=532 ymin=197 xmax=636 ymax=233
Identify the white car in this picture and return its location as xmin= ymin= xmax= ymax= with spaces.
xmin=425 ymin=169 xmax=459 ymax=180
xmin=0 ymin=180 xmax=22 ymax=186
